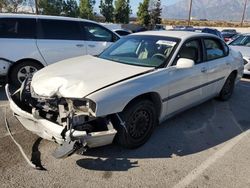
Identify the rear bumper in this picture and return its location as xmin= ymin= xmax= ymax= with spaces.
xmin=5 ymin=84 xmax=117 ymax=148
xmin=244 ymin=63 xmax=250 ymax=75
xmin=244 ymin=69 xmax=250 ymax=75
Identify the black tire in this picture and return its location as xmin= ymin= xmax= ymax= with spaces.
xmin=218 ymin=73 xmax=236 ymax=101
xmin=114 ymin=99 xmax=157 ymax=149
xmin=10 ymin=61 xmax=43 ymax=87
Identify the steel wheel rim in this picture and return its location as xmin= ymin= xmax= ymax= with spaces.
xmin=128 ymin=109 xmax=151 ymax=140
xmin=17 ymin=66 xmax=37 ymax=83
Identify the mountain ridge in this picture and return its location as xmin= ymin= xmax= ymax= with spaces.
xmin=162 ymin=0 xmax=250 ymax=21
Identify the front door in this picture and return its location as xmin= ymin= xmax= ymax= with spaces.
xmin=166 ymin=39 xmax=208 ymax=116
xmin=37 ymin=19 xmax=86 ymax=65
xmin=81 ymin=22 xmax=119 ymax=56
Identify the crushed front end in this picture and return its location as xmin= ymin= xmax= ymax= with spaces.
xmin=5 ymin=77 xmax=117 ymax=158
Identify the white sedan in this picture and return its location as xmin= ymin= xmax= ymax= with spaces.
xmin=228 ymin=33 xmax=250 ymax=75
xmin=6 ymin=31 xmax=244 ymax=158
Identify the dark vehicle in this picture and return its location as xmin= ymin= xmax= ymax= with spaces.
xmin=222 ymin=33 xmax=238 ymax=42
xmin=113 ymin=29 xmax=132 ymax=36
xmin=200 ymin=28 xmax=223 ymax=39
xmin=171 ymin=27 xmax=223 ymax=39
xmin=221 ymin=29 xmax=237 ymax=34
xmin=154 ymin=24 xmax=166 ymax=30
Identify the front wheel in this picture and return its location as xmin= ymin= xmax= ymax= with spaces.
xmin=218 ymin=73 xmax=236 ymax=101
xmin=115 ymin=99 xmax=157 ymax=149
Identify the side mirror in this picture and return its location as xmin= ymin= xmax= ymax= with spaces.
xmin=176 ymin=58 xmax=195 ymax=69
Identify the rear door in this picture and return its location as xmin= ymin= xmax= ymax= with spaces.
xmin=202 ymin=38 xmax=232 ymax=97
xmin=80 ymin=22 xmax=119 ymax=55
xmin=37 ymin=19 xmax=86 ymax=65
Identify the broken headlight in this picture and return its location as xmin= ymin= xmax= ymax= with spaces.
xmin=72 ymin=99 xmax=96 ymax=115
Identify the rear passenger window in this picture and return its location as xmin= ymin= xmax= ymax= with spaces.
xmin=0 ymin=18 xmax=36 ymax=39
xmin=38 ymin=19 xmax=82 ymax=40
xmin=81 ymin=22 xmax=114 ymax=42
xmin=204 ymin=39 xmax=225 ymax=61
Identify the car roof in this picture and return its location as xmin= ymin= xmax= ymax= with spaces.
xmin=132 ymin=30 xmax=218 ymax=40
xmin=0 ymin=13 xmax=96 ymax=23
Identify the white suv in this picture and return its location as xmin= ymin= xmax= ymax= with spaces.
xmin=0 ymin=13 xmax=120 ymax=86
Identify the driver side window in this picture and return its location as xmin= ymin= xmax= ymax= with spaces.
xmin=173 ymin=39 xmax=202 ymax=66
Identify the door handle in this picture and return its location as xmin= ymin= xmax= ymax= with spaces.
xmin=88 ymin=44 xmax=96 ymax=48
xmin=76 ymin=44 xmax=84 ymax=48
xmin=201 ymin=67 xmax=207 ymax=73
xmin=226 ymin=62 xmax=230 ymax=65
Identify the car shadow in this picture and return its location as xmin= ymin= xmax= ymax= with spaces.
xmin=31 ymin=137 xmax=47 ymax=171
xmin=76 ymin=79 xmax=250 ymax=171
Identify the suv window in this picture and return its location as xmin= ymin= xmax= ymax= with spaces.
xmin=81 ymin=22 xmax=116 ymax=42
xmin=0 ymin=18 xmax=36 ymax=39
xmin=204 ymin=39 xmax=225 ymax=61
xmin=38 ymin=19 xmax=82 ymax=40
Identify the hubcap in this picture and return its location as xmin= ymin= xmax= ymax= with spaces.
xmin=17 ymin=66 xmax=37 ymax=83
xmin=128 ymin=109 xmax=151 ymax=139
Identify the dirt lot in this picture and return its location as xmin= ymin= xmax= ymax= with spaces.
xmin=0 ymin=77 xmax=250 ymax=188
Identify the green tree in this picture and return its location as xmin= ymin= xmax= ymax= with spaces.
xmin=99 ymin=0 xmax=114 ymax=22
xmin=38 ymin=0 xmax=64 ymax=15
xmin=62 ymin=0 xmax=79 ymax=17
xmin=1 ymin=0 xmax=24 ymax=12
xmin=137 ymin=0 xmax=150 ymax=27
xmin=114 ymin=0 xmax=131 ymax=23
xmin=149 ymin=0 xmax=162 ymax=26
xmin=0 ymin=0 xmax=7 ymax=11
xmin=79 ymin=0 xmax=95 ymax=19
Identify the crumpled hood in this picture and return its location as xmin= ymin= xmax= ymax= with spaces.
xmin=31 ymin=55 xmax=153 ymax=98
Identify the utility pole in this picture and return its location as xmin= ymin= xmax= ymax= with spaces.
xmin=35 ymin=0 xmax=39 ymax=15
xmin=241 ymin=0 xmax=248 ymax=27
xmin=188 ymin=0 xmax=193 ymax=26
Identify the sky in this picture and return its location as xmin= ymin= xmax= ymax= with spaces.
xmin=92 ymin=0 xmax=179 ymax=15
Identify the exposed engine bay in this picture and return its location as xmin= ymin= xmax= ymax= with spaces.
xmin=9 ymin=77 xmax=117 ymax=158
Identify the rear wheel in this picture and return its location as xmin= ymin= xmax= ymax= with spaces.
xmin=218 ymin=73 xmax=236 ymax=101
xmin=10 ymin=61 xmax=43 ymax=87
xmin=115 ymin=99 xmax=157 ymax=149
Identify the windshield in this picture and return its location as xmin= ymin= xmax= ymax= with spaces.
xmin=230 ymin=35 xmax=250 ymax=47
xmin=99 ymin=35 xmax=179 ymax=67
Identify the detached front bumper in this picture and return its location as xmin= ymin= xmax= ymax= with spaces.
xmin=5 ymin=84 xmax=117 ymax=148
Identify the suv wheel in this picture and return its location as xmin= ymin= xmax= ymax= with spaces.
xmin=10 ymin=61 xmax=43 ymax=87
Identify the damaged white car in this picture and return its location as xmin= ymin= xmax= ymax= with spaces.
xmin=6 ymin=31 xmax=244 ymax=158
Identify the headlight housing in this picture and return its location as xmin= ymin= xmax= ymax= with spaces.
xmin=72 ymin=99 xmax=96 ymax=114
